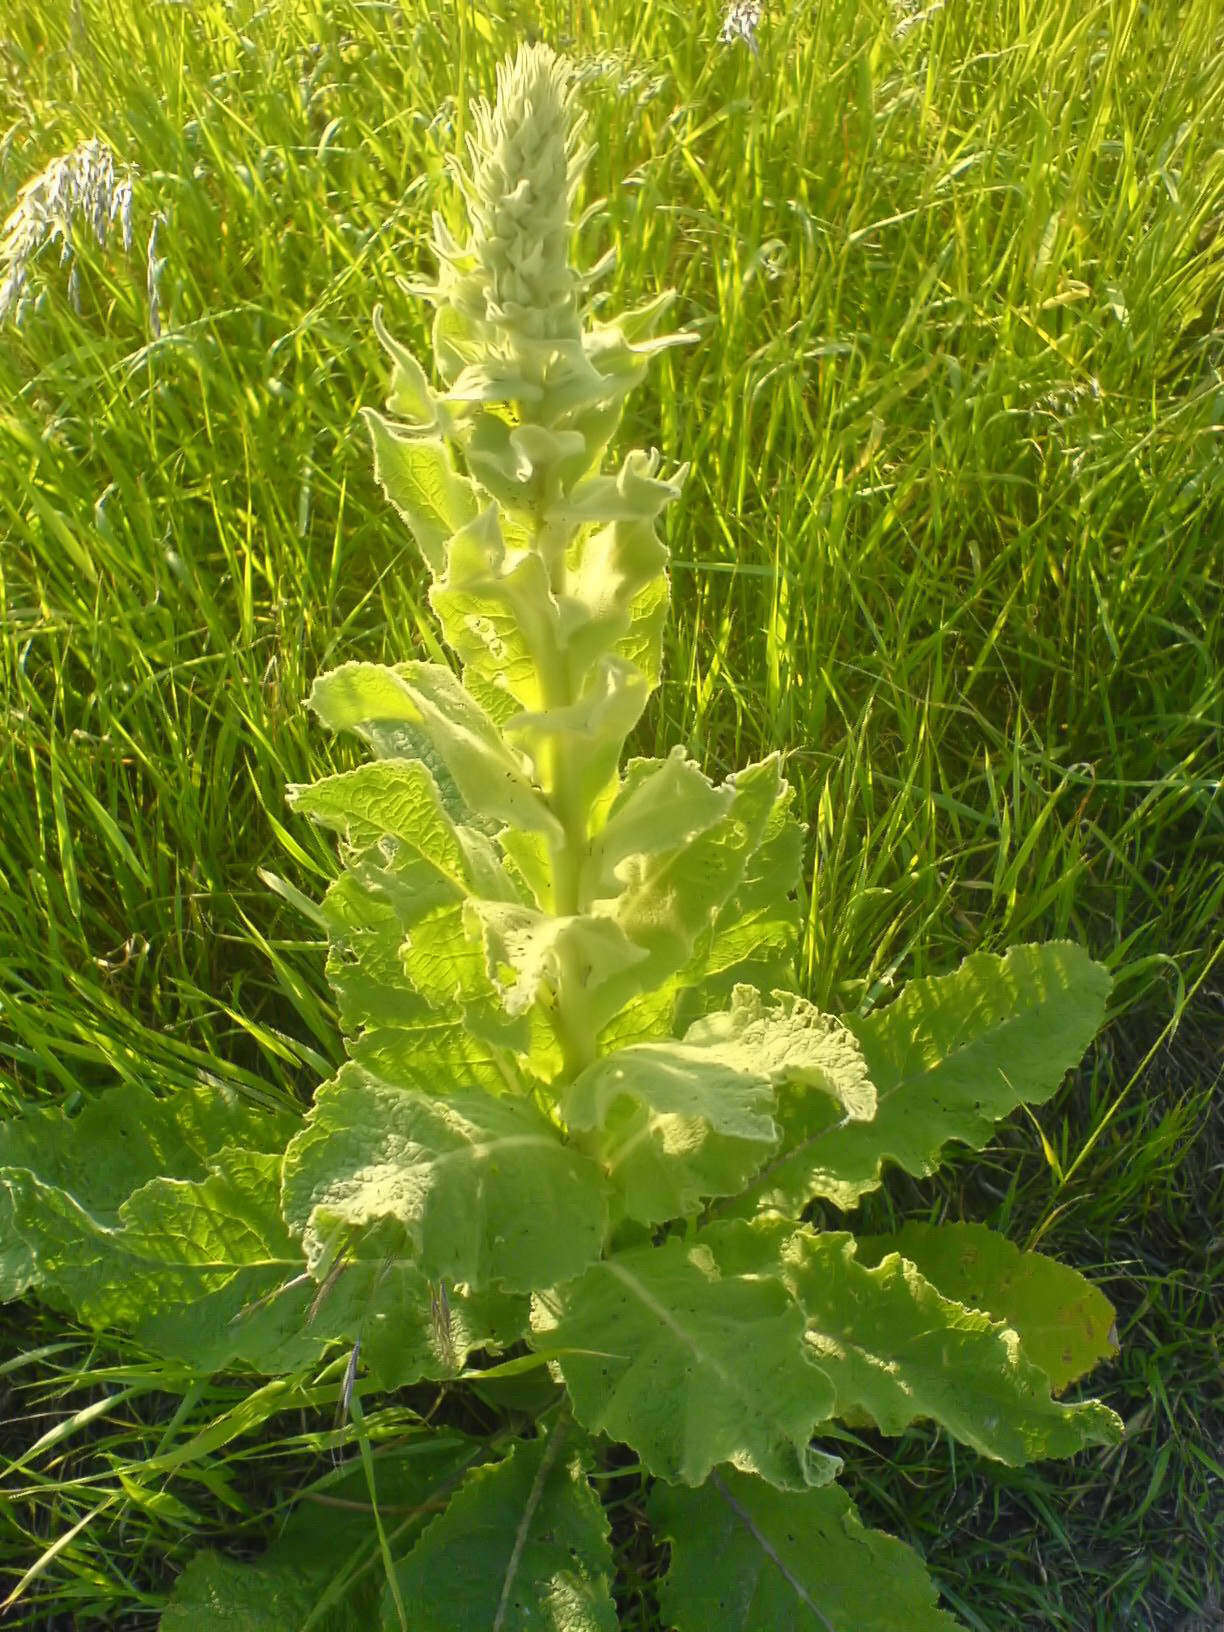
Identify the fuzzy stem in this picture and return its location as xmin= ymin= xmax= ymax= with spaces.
xmin=531 ymin=520 xmax=599 ymax=1079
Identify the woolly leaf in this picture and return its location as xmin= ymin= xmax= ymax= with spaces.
xmin=596 ymin=756 xmax=785 ymax=1013
xmin=651 ymin=1469 xmax=965 ymax=1632
xmin=429 ymin=504 xmax=563 ymax=712
xmin=562 ymin=1047 xmax=777 ymax=1226
xmin=313 ymin=813 xmax=539 ymax=1076
xmin=308 ymin=661 xmax=561 ymax=838
xmin=506 ymin=654 xmax=651 ymax=817
xmin=601 ymin=771 xmax=803 ymax=1049
xmin=532 ymin=1236 xmax=840 ymax=1489
xmin=281 ymin=1064 xmax=608 ymax=1292
xmin=0 ymin=1082 xmax=293 ymax=1301
xmin=741 ymin=943 xmax=1112 ymax=1211
xmin=0 ymin=1149 xmax=330 ymax=1374
xmin=466 ymin=897 xmax=649 ymax=1025
xmin=302 ymin=1218 xmax=529 ymax=1389
xmin=559 ymin=448 xmax=685 ymax=687
xmin=563 ymin=989 xmax=871 ymax=1225
xmin=386 ymin=1435 xmax=617 ymax=1631
xmin=587 ymin=748 xmax=733 ymax=901
xmin=674 ymin=776 xmax=805 ymax=1024
xmin=855 ymin=1221 xmax=1119 ymax=1392
xmin=701 ymin=1222 xmax=1123 ymax=1463
xmin=683 ymin=987 xmax=875 ymax=1119
xmin=362 ymin=408 xmax=478 ymax=576
xmin=288 ymin=759 xmax=471 ymax=885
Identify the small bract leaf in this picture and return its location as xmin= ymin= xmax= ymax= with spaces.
xmin=587 ymin=748 xmax=733 ymax=901
xmin=532 ymin=1236 xmax=840 ymax=1489
xmin=465 ymin=898 xmax=649 ymax=1021
xmin=373 ymin=302 xmax=437 ymax=426
xmin=506 ymin=653 xmax=650 ymax=817
xmin=362 ymin=407 xmax=477 ymax=576
xmin=595 ymin=756 xmax=785 ymax=1011
xmin=429 ymin=504 xmax=562 ymax=712
xmin=288 ymin=759 xmax=471 ymax=884
xmin=651 ymin=1468 xmax=966 ymax=1632
xmin=386 ymin=1434 xmax=617 ymax=1632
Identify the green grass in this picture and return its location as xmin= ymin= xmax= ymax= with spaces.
xmin=1 ymin=0 xmax=1220 ymax=1625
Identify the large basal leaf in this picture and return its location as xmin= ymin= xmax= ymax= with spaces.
xmin=281 ymin=1064 xmax=608 ymax=1292
xmin=1 ymin=1147 xmax=334 ymax=1373
xmin=162 ymin=1434 xmax=484 ymax=1631
xmin=385 ymin=1433 xmax=617 ymax=1632
xmin=134 ymin=1173 xmax=525 ymax=1384
xmin=531 ymin=1236 xmax=840 ymax=1490
xmin=104 ymin=1150 xmax=321 ymax=1370
xmin=12 ymin=1137 xmax=524 ymax=1379
xmin=650 ymin=1468 xmax=965 ymax=1632
xmin=0 ymin=1082 xmax=295 ymax=1301
xmin=701 ymin=1222 xmax=1123 ymax=1463
xmin=855 ymin=1221 xmax=1119 ymax=1392
xmin=738 ymin=943 xmax=1112 ymax=1212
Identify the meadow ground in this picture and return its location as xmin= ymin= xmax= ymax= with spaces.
xmin=0 ymin=0 xmax=1220 ymax=1626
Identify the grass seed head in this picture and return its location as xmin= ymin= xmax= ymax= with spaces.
xmin=0 ymin=136 xmax=136 ymax=323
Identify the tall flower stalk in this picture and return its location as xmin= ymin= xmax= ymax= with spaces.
xmin=338 ymin=41 xmax=699 ymax=1084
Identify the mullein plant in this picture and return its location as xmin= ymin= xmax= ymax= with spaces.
xmin=0 ymin=43 xmax=1124 ymax=1631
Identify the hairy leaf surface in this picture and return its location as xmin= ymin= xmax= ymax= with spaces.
xmin=855 ymin=1221 xmax=1119 ymax=1391
xmin=651 ymin=1468 xmax=965 ymax=1632
xmin=308 ymin=661 xmax=560 ymax=838
xmin=386 ymin=1435 xmax=617 ymax=1631
xmin=563 ymin=989 xmax=871 ymax=1224
xmin=737 ymin=943 xmax=1111 ymax=1211
xmin=532 ymin=1237 xmax=840 ymax=1489
xmin=701 ymin=1222 xmax=1123 ymax=1462
xmin=282 ymin=1064 xmax=608 ymax=1291
xmin=429 ymin=504 xmax=562 ymax=713
xmin=363 ymin=405 xmax=478 ymax=576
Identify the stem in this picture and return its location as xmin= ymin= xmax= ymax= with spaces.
xmin=530 ymin=497 xmax=598 ymax=1079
